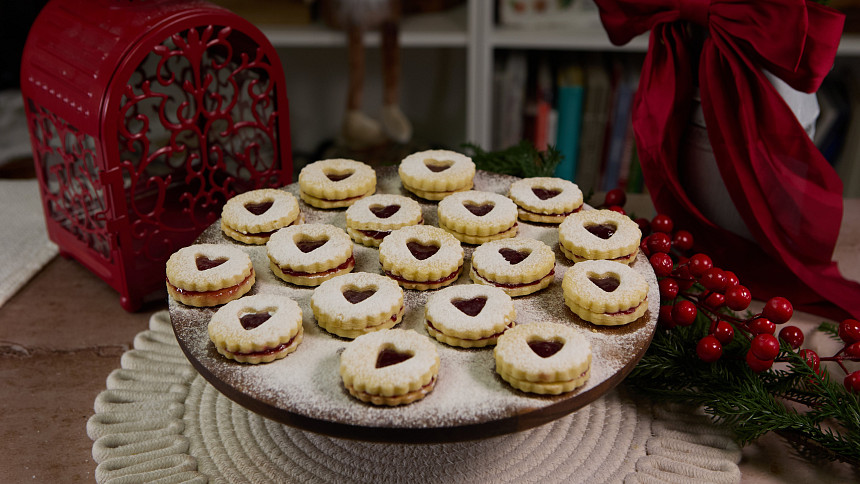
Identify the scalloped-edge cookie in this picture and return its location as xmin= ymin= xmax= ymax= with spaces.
xmin=311 ymin=272 xmax=405 ymax=338
xmin=470 ymin=237 xmax=555 ymax=297
xmin=378 ymin=225 xmax=464 ymax=290
xmin=562 ymin=259 xmax=649 ymax=326
xmin=398 ymin=150 xmax=475 ymax=200
xmin=267 ymin=224 xmax=354 ymax=286
xmin=558 ymin=209 xmax=641 ymax=264
xmin=339 ymin=329 xmax=440 ymax=406
xmin=221 ymin=189 xmax=302 ymax=244
xmin=345 ymin=194 xmax=423 ymax=247
xmin=208 ymin=294 xmax=303 ymax=364
xmin=166 ymin=244 xmax=255 ymax=307
xmin=437 ymin=190 xmax=519 ymax=244
xmin=508 ymin=177 xmax=583 ymax=224
xmin=494 ymin=322 xmax=591 ymax=395
xmin=298 ymin=158 xmax=376 ymax=208
xmin=425 ymin=284 xmax=515 ymax=348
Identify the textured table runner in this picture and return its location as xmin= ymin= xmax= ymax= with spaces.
xmin=87 ymin=311 xmax=741 ymax=483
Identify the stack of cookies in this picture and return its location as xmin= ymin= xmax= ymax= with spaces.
xmin=437 ymin=190 xmax=518 ymax=244
xmin=398 ymin=149 xmax=475 ymax=200
xmin=310 ymin=273 xmax=405 ymax=339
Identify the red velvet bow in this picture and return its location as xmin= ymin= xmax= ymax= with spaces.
xmin=595 ymin=0 xmax=860 ymax=319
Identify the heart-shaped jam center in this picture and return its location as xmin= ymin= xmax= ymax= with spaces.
xmin=376 ymin=347 xmax=413 ymax=368
xmin=369 ymin=204 xmax=400 ymax=219
xmin=531 ymin=187 xmax=561 ymax=200
xmin=196 ymin=256 xmax=227 ymax=271
xmin=239 ymin=311 xmax=272 ymax=330
xmin=406 ymin=241 xmax=440 ymax=260
xmin=295 ymin=237 xmax=328 ymax=253
xmin=528 ymin=339 xmax=564 ymax=358
xmin=463 ymin=202 xmax=494 ymax=217
xmin=342 ymin=288 xmax=376 ymax=304
xmin=498 ymin=248 xmax=529 ymax=265
xmin=326 ymin=171 xmax=353 ymax=182
xmin=244 ymin=200 xmax=273 ymax=216
xmin=585 ymin=223 xmax=617 ymax=240
xmin=451 ymin=296 xmax=487 ymax=317
xmin=424 ymin=159 xmax=453 ymax=172
xmin=589 ymin=274 xmax=620 ymax=292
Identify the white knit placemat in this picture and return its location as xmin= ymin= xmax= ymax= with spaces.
xmin=0 ymin=179 xmax=57 ymax=308
xmin=87 ymin=311 xmax=741 ymax=484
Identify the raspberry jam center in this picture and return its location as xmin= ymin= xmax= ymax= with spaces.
xmin=406 ymin=241 xmax=440 ymax=260
xmin=343 ymin=288 xmax=376 ymax=304
xmin=452 ymin=296 xmax=487 ymax=316
xmin=424 ymin=159 xmax=453 ymax=172
xmin=590 ymin=275 xmax=620 ymax=292
xmin=528 ymin=340 xmax=564 ymax=358
xmin=239 ymin=311 xmax=272 ymax=330
xmin=369 ymin=204 xmax=400 ymax=219
xmin=244 ymin=201 xmax=274 ymax=215
xmin=376 ymin=348 xmax=413 ymax=368
xmin=585 ymin=223 xmax=617 ymax=239
xmin=531 ymin=187 xmax=561 ymax=200
xmin=326 ymin=171 xmax=353 ymax=182
xmin=463 ymin=202 xmax=494 ymax=217
xmin=296 ymin=238 xmax=328 ymax=253
xmin=195 ymin=256 xmax=227 ymax=271
xmin=498 ymin=248 xmax=529 ymax=265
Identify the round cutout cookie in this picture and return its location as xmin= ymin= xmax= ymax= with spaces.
xmin=221 ymin=188 xmax=302 ymax=244
xmin=266 ymin=224 xmax=354 ymax=286
xmin=425 ymin=284 xmax=515 ymax=348
xmin=298 ymin=158 xmax=376 ymax=208
xmin=398 ymin=149 xmax=475 ymax=199
xmin=378 ymin=225 xmax=464 ymax=290
xmin=437 ymin=190 xmax=518 ymax=243
xmin=508 ymin=177 xmax=583 ymax=224
xmin=469 ymin=237 xmax=555 ymax=297
xmin=345 ymin=194 xmax=423 ymax=247
xmin=166 ymin=244 xmax=255 ymax=307
xmin=558 ymin=209 xmax=641 ymax=264
xmin=562 ymin=259 xmax=649 ymax=326
xmin=311 ymin=272 xmax=405 ymax=338
xmin=208 ymin=294 xmax=303 ymax=364
xmin=339 ymin=329 xmax=440 ymax=406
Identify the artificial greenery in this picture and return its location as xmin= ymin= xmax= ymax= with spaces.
xmin=462 ymin=141 xmax=561 ymax=178
xmin=628 ymin=306 xmax=860 ymax=466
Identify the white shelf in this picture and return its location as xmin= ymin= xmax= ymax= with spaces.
xmin=838 ymin=34 xmax=860 ymax=56
xmin=491 ymin=26 xmax=648 ymax=52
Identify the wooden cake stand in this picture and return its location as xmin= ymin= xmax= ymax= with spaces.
xmin=170 ymin=167 xmax=658 ymax=443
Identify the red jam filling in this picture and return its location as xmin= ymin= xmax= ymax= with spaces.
xmin=463 ymin=202 xmax=494 ymax=217
xmin=426 ymin=319 xmax=513 ymax=341
xmin=244 ymin=201 xmax=273 ymax=215
xmin=585 ymin=223 xmax=617 ymax=239
xmin=370 ymin=204 xmax=401 ymax=219
xmin=359 ymin=229 xmax=391 ymax=240
xmin=472 ymin=267 xmax=554 ymax=289
xmin=227 ymin=335 xmax=297 ymax=358
xmin=384 ymin=265 xmax=462 ymax=286
xmin=376 ymin=348 xmax=413 ymax=368
xmin=522 ymin=205 xmax=581 ymax=218
xmin=406 ymin=241 xmax=440 ymax=260
xmin=279 ymin=255 xmax=355 ymax=278
xmin=326 ymin=171 xmax=354 ymax=182
xmin=343 ymin=288 xmax=376 ymax=304
xmin=528 ymin=340 xmax=564 ymax=358
xmin=239 ymin=311 xmax=271 ymax=330
xmin=169 ymin=269 xmax=255 ymax=298
xmin=498 ymin=248 xmax=529 ymax=265
xmin=238 ymin=218 xmax=299 ymax=240
xmin=605 ymin=299 xmax=645 ymax=316
xmin=589 ymin=275 xmax=620 ymax=292
xmin=425 ymin=160 xmax=452 ymax=172
xmin=196 ymin=256 xmax=227 ymax=271
xmin=451 ymin=296 xmax=487 ymax=316
xmin=296 ymin=238 xmax=328 ymax=253
xmin=531 ymin=187 xmax=561 ymax=200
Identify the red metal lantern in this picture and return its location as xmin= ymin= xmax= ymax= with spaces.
xmin=21 ymin=0 xmax=292 ymax=311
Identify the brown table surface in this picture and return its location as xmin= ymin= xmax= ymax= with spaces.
xmin=1 ymin=192 xmax=858 ymax=482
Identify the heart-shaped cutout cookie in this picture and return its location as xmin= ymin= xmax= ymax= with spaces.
xmin=528 ymin=339 xmax=564 ymax=358
xmin=342 ymin=287 xmax=376 ymax=304
xmin=498 ymin=248 xmax=530 ymax=265
xmin=295 ymin=237 xmax=329 ymax=253
xmin=585 ymin=222 xmax=617 ymax=240
xmin=326 ymin=171 xmax=354 ymax=182
xmin=451 ymin=296 xmax=487 ymax=317
xmin=531 ymin=187 xmax=561 ymax=200
xmin=406 ymin=241 xmax=439 ymax=260
xmin=369 ymin=204 xmax=400 ymax=219
xmin=463 ymin=202 xmax=494 ymax=217
xmin=424 ymin=159 xmax=453 ymax=173
xmin=244 ymin=200 xmax=274 ymax=216
xmin=376 ymin=347 xmax=414 ymax=368
xmin=589 ymin=273 xmax=620 ymax=292
xmin=196 ymin=256 xmax=227 ymax=271
xmin=239 ymin=311 xmax=272 ymax=330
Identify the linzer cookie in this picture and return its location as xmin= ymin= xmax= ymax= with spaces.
xmin=470 ymin=237 xmax=555 ymax=297
xmin=378 ymin=225 xmax=464 ymax=290
xmin=311 ymin=272 xmax=405 ymax=339
xmin=494 ymin=322 xmax=591 ymax=395
xmin=220 ymin=188 xmax=302 ymax=244
xmin=437 ymin=190 xmax=518 ymax=244
xmin=298 ymin=158 xmax=376 ymax=208
xmin=425 ymin=284 xmax=515 ymax=348
xmin=166 ymin=244 xmax=255 ymax=307
xmin=339 ymin=329 xmax=440 ymax=406
xmin=345 ymin=194 xmax=423 ymax=247
xmin=558 ymin=209 xmax=641 ymax=264
xmin=208 ymin=294 xmax=303 ymax=364
xmin=398 ymin=149 xmax=475 ymax=200
xmin=562 ymin=259 xmax=649 ymax=326
xmin=266 ymin=224 xmax=354 ymax=286
xmin=508 ymin=177 xmax=583 ymax=224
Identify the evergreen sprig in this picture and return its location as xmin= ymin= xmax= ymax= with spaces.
xmin=462 ymin=141 xmax=561 ymax=178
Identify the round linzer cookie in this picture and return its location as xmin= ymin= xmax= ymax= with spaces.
xmin=424 ymin=284 xmax=516 ymax=348
xmin=398 ymin=149 xmax=475 ymax=201
xmin=437 ymin=190 xmax=518 ymax=245
xmin=166 ymin=244 xmax=255 ymax=307
xmin=208 ymin=294 xmax=303 ymax=364
xmin=266 ymin=224 xmax=355 ymax=286
xmin=298 ymin=158 xmax=376 ymax=209
xmin=378 ymin=225 xmax=464 ymax=290
xmin=469 ymin=237 xmax=555 ymax=297
xmin=562 ymin=259 xmax=649 ymax=326
xmin=558 ymin=209 xmax=641 ymax=264
xmin=344 ymin=194 xmax=423 ymax=247
xmin=220 ymin=188 xmax=302 ymax=244
xmin=311 ymin=272 xmax=405 ymax=339
xmin=508 ymin=177 xmax=583 ymax=224
xmin=494 ymin=322 xmax=591 ymax=395
xmin=339 ymin=329 xmax=440 ymax=406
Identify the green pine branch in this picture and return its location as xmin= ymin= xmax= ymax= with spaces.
xmin=462 ymin=141 xmax=561 ymax=178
